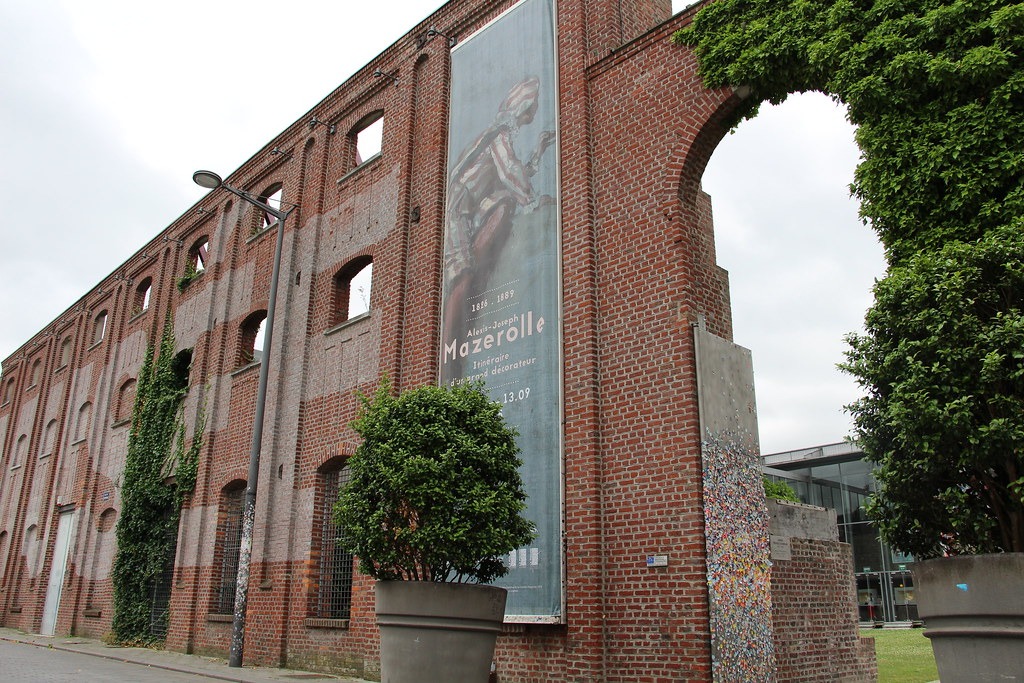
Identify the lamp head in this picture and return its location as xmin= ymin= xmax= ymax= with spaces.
xmin=193 ymin=170 xmax=223 ymax=189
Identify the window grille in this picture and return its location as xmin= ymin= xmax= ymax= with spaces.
xmin=215 ymin=487 xmax=245 ymax=614
xmin=316 ymin=466 xmax=353 ymax=619
xmin=148 ymin=513 xmax=177 ymax=640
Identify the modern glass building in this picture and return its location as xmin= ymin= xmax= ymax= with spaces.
xmin=763 ymin=442 xmax=919 ymax=625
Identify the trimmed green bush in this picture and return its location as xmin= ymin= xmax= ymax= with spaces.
xmin=335 ymin=381 xmax=535 ymax=583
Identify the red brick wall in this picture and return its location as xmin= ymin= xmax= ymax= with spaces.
xmin=0 ymin=1 xmax=869 ymax=681
xmin=768 ymin=500 xmax=878 ymax=682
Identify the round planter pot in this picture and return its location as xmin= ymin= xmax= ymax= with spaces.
xmin=914 ymin=553 xmax=1024 ymax=682
xmin=375 ymin=581 xmax=507 ymax=683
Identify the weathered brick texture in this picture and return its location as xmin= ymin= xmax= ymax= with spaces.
xmin=0 ymin=1 xmax=870 ymax=680
xmin=768 ymin=500 xmax=878 ymax=682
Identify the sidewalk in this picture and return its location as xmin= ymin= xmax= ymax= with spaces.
xmin=0 ymin=627 xmax=373 ymax=682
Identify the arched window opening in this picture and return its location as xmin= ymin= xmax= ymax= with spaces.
xmin=171 ymin=349 xmax=193 ymax=392
xmin=30 ymin=359 xmax=42 ymax=388
xmin=256 ymin=183 xmax=284 ymax=233
xmin=213 ymin=482 xmax=246 ymax=614
xmin=92 ymin=311 xmax=108 ymax=346
xmin=2 ymin=378 xmax=13 ymax=404
xmin=134 ymin=278 xmax=153 ymax=315
xmin=311 ymin=459 xmax=353 ymax=620
xmin=59 ymin=337 xmax=73 ymax=368
xmin=190 ymin=237 xmax=209 ymax=274
xmin=699 ymin=92 xmax=883 ymax=452
xmin=240 ymin=311 xmax=268 ymax=365
xmin=332 ymin=257 xmax=373 ymax=326
xmin=178 ymin=238 xmax=209 ymax=291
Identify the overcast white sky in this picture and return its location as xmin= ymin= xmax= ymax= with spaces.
xmin=0 ymin=0 xmax=885 ymax=454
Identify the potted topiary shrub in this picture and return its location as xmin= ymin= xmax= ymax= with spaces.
xmin=843 ymin=227 xmax=1024 ymax=679
xmin=335 ymin=380 xmax=535 ymax=683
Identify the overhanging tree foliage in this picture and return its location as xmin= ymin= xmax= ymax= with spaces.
xmin=112 ymin=317 xmax=205 ymax=643
xmin=676 ymin=0 xmax=1024 ymax=556
xmin=843 ymin=228 xmax=1024 ymax=556
xmin=335 ymin=381 xmax=535 ymax=584
xmin=675 ymin=0 xmax=1024 ymax=263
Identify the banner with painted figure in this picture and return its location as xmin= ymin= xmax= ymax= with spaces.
xmin=439 ymin=0 xmax=562 ymax=621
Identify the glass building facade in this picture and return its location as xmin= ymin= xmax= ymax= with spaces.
xmin=763 ymin=443 xmax=919 ymax=625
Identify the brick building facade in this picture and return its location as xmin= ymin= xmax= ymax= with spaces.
xmin=0 ymin=1 xmax=873 ymax=680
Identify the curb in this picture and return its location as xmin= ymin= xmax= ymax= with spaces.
xmin=0 ymin=630 xmax=357 ymax=682
xmin=1 ymin=634 xmax=248 ymax=682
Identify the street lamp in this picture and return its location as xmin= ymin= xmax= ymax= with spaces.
xmin=192 ymin=170 xmax=293 ymax=668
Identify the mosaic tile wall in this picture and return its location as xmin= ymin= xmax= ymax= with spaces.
xmin=694 ymin=327 xmax=775 ymax=681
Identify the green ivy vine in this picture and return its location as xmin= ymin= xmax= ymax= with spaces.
xmin=175 ymin=262 xmax=200 ymax=292
xmin=112 ymin=315 xmax=206 ymax=643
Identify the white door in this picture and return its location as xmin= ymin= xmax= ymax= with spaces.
xmin=40 ymin=510 xmax=77 ymax=635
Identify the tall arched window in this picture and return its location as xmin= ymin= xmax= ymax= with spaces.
xmin=0 ymin=530 xmax=8 ymax=583
xmin=240 ymin=311 xmax=268 ymax=365
xmin=311 ymin=459 xmax=353 ymax=621
xmin=256 ymin=183 xmax=284 ymax=233
xmin=41 ymin=419 xmax=58 ymax=457
xmin=189 ymin=237 xmax=209 ymax=274
xmin=59 ymin=337 xmax=73 ymax=368
xmin=332 ymin=257 xmax=373 ymax=326
xmin=178 ymin=238 xmax=210 ymax=291
xmin=92 ymin=311 xmax=108 ymax=345
xmin=24 ymin=525 xmax=39 ymax=578
xmin=29 ymin=359 xmax=42 ymax=388
xmin=134 ymin=277 xmax=152 ymax=315
xmin=117 ymin=379 xmax=137 ymax=423
xmin=76 ymin=402 xmax=93 ymax=442
xmin=13 ymin=435 xmax=27 ymax=468
xmin=352 ymin=112 xmax=384 ymax=166
xmin=213 ymin=482 xmax=246 ymax=614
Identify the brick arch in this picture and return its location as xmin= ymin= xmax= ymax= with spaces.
xmin=661 ymin=87 xmax=752 ymax=339
xmin=580 ymin=15 xmax=778 ymax=679
xmin=662 ymin=88 xmax=752 ymax=244
xmin=316 ymin=452 xmax=352 ymax=475
xmin=213 ymin=476 xmax=248 ymax=496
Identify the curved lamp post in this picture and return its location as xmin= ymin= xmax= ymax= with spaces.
xmin=193 ymin=170 xmax=293 ymax=668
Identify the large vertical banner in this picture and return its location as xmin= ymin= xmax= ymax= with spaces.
xmin=440 ymin=0 xmax=562 ymax=621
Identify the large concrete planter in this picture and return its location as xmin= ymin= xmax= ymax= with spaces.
xmin=375 ymin=581 xmax=506 ymax=683
xmin=914 ymin=553 xmax=1024 ymax=682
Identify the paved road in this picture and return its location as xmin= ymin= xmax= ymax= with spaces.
xmin=0 ymin=638 xmax=211 ymax=682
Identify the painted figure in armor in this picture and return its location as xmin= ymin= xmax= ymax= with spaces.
xmin=442 ymin=76 xmax=556 ymax=357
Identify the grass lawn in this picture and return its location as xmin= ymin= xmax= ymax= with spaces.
xmin=861 ymin=628 xmax=939 ymax=683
